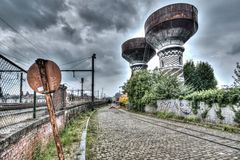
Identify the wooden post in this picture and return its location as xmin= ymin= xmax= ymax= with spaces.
xmin=36 ymin=59 xmax=65 ymax=160
xmin=45 ymin=94 xmax=64 ymax=160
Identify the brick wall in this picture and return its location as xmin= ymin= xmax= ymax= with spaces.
xmin=0 ymin=111 xmax=64 ymax=160
xmin=0 ymin=82 xmax=106 ymax=160
xmin=0 ymin=102 xmax=106 ymax=160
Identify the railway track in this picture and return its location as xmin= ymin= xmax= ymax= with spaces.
xmin=0 ymin=107 xmax=48 ymax=136
xmin=119 ymin=109 xmax=240 ymax=151
xmin=0 ymin=101 xmax=92 ymax=135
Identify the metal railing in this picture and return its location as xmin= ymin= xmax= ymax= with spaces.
xmin=0 ymin=54 xmax=39 ymax=137
xmin=0 ymin=53 xmax=104 ymax=141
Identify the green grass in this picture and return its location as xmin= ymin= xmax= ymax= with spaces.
xmin=86 ymin=112 xmax=98 ymax=160
xmin=33 ymin=111 xmax=92 ymax=160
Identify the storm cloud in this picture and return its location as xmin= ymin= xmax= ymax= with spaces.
xmin=76 ymin=0 xmax=154 ymax=32
xmin=0 ymin=0 xmax=240 ymax=95
xmin=0 ymin=0 xmax=67 ymax=31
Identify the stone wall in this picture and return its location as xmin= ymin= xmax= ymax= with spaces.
xmin=0 ymin=101 xmax=106 ymax=160
xmin=53 ymin=84 xmax=67 ymax=110
xmin=145 ymin=99 xmax=238 ymax=125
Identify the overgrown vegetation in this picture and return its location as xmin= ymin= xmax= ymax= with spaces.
xmin=122 ymin=61 xmax=240 ymax=126
xmin=33 ymin=112 xmax=92 ymax=160
xmin=234 ymin=110 xmax=240 ymax=125
xmin=184 ymin=88 xmax=240 ymax=108
xmin=123 ymin=69 xmax=190 ymax=111
xmin=183 ymin=88 xmax=240 ymax=124
xmin=201 ymin=108 xmax=209 ymax=119
xmin=215 ymin=107 xmax=225 ymax=120
xmin=183 ymin=60 xmax=217 ymax=91
xmin=86 ymin=112 xmax=98 ymax=159
xmin=123 ymin=70 xmax=152 ymax=111
xmin=119 ymin=94 xmax=128 ymax=106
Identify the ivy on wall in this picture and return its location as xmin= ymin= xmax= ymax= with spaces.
xmin=122 ymin=69 xmax=240 ymax=125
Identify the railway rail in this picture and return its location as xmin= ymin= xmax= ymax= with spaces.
xmin=119 ymin=110 xmax=240 ymax=151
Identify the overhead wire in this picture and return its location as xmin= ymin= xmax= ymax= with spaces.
xmin=0 ymin=41 xmax=33 ymax=63
xmin=59 ymin=56 xmax=91 ymax=67
xmin=0 ymin=39 xmax=36 ymax=61
xmin=0 ymin=52 xmax=29 ymax=69
xmin=0 ymin=15 xmax=50 ymax=59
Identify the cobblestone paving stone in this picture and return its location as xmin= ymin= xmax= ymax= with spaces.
xmin=91 ymin=107 xmax=240 ymax=160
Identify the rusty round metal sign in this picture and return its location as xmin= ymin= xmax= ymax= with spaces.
xmin=27 ymin=60 xmax=61 ymax=94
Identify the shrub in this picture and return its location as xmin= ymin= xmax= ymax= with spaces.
xmin=215 ymin=108 xmax=225 ymax=120
xmin=119 ymin=94 xmax=128 ymax=106
xmin=123 ymin=70 xmax=152 ymax=111
xmin=201 ymin=109 xmax=209 ymax=119
xmin=234 ymin=110 xmax=240 ymax=125
xmin=157 ymin=112 xmax=175 ymax=119
xmin=123 ymin=70 xmax=184 ymax=111
xmin=184 ymin=88 xmax=240 ymax=109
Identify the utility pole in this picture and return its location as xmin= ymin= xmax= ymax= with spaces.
xmin=81 ymin=78 xmax=84 ymax=99
xmin=101 ymin=88 xmax=103 ymax=99
xmin=60 ymin=53 xmax=96 ymax=105
xmin=91 ymin=53 xmax=96 ymax=104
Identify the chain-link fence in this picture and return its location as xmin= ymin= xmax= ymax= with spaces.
xmin=0 ymin=53 xmax=108 ymax=160
xmin=0 ymin=54 xmax=47 ymax=138
xmin=0 ymin=54 xmax=101 ymax=139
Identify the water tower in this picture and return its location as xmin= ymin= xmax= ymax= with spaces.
xmin=145 ymin=3 xmax=198 ymax=80
xmin=121 ymin=37 xmax=156 ymax=73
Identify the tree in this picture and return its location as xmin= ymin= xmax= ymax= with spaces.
xmin=155 ymin=74 xmax=181 ymax=99
xmin=183 ymin=61 xmax=217 ymax=91
xmin=123 ymin=70 xmax=152 ymax=111
xmin=183 ymin=60 xmax=196 ymax=86
xmin=232 ymin=62 xmax=240 ymax=86
xmin=123 ymin=70 xmax=185 ymax=111
xmin=194 ymin=62 xmax=217 ymax=91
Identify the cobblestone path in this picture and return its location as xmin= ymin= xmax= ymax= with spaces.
xmin=90 ymin=107 xmax=240 ymax=160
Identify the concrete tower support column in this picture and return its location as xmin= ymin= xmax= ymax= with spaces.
xmin=130 ymin=63 xmax=148 ymax=72
xmin=158 ymin=45 xmax=184 ymax=70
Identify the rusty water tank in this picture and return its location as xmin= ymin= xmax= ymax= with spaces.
xmin=145 ymin=3 xmax=198 ymax=49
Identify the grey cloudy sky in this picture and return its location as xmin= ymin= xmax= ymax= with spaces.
xmin=0 ymin=0 xmax=240 ymax=96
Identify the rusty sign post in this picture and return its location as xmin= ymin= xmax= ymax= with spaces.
xmin=27 ymin=59 xmax=64 ymax=160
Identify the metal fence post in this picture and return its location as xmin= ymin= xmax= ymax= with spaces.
xmin=91 ymin=54 xmax=96 ymax=110
xmin=20 ymin=72 xmax=23 ymax=103
xmin=81 ymin=78 xmax=84 ymax=99
xmin=33 ymin=91 xmax=36 ymax=118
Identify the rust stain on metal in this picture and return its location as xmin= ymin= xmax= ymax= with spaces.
xmin=122 ymin=37 xmax=146 ymax=51
xmin=121 ymin=37 xmax=156 ymax=63
xmin=27 ymin=60 xmax=61 ymax=94
xmin=144 ymin=3 xmax=198 ymax=50
xmin=145 ymin=3 xmax=198 ymax=34
xmin=27 ymin=59 xmax=64 ymax=160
